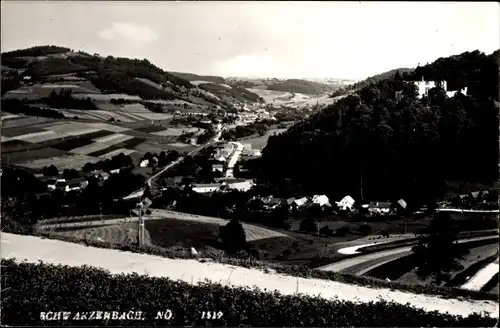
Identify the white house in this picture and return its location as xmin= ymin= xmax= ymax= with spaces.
xmin=368 ymin=201 xmax=392 ymax=215
xmin=140 ymin=159 xmax=149 ymax=168
xmin=227 ymin=180 xmax=254 ymax=192
xmin=212 ymin=164 xmax=224 ymax=172
xmin=336 ymin=195 xmax=355 ymax=211
xmin=294 ymin=197 xmax=309 ymax=208
xmin=192 ymin=183 xmax=221 ymax=193
xmin=312 ymin=195 xmax=331 ymax=207
xmin=110 ymin=168 xmax=120 ymax=174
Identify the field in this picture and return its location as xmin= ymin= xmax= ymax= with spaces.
xmin=240 ymin=128 xmax=287 ymax=149
xmin=1 ymin=119 xmax=198 ymax=169
xmin=3 ymin=83 xmax=99 ymax=100
xmin=248 ymin=88 xmax=339 ymax=108
xmin=38 ymin=211 xmax=291 ymax=251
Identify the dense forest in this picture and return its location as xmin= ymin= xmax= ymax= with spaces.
xmin=255 ymin=50 xmax=499 ymax=207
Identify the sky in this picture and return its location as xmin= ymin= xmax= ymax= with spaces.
xmin=1 ymin=1 xmax=499 ymax=81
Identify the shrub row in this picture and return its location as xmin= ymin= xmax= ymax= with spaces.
xmin=10 ymin=229 xmax=498 ymax=302
xmin=1 ymin=259 xmax=495 ymax=327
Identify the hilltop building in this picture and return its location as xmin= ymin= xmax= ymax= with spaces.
xmin=413 ymin=77 xmax=467 ymax=99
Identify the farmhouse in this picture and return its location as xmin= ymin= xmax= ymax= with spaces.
xmin=212 ymin=164 xmax=224 ymax=172
xmin=226 ymin=179 xmax=254 ymax=192
xmin=192 ymin=183 xmax=221 ymax=194
xmin=140 ymin=159 xmax=149 ymax=168
xmin=293 ymin=197 xmax=309 ymax=208
xmin=336 ymin=195 xmax=355 ymax=211
xmin=311 ymin=194 xmax=331 ymax=207
xmin=368 ymin=201 xmax=392 ymax=215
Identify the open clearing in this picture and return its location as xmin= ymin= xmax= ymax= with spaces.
xmin=241 ymin=128 xmax=287 ymax=149
xmin=2 ymin=233 xmax=498 ymax=318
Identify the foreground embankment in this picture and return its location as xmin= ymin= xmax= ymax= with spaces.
xmin=1 ymin=232 xmax=498 ymax=323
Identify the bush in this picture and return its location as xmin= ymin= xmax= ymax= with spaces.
xmin=335 ymin=226 xmax=351 ymax=237
xmin=1 ymin=259 xmax=495 ymax=327
xmin=359 ymin=224 xmax=373 ymax=236
xmin=299 ymin=218 xmax=318 ymax=233
xmin=219 ymin=219 xmax=247 ymax=253
xmin=319 ymin=225 xmax=334 ymax=236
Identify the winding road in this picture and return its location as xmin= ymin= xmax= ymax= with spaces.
xmin=317 ymin=235 xmax=500 ymax=276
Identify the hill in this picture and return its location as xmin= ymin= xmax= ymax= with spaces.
xmin=1 ymin=45 xmax=263 ymax=112
xmin=347 ymin=68 xmax=414 ymax=91
xmin=227 ymin=77 xmax=338 ymax=95
xmin=169 ymin=71 xmax=226 ymax=84
xmin=254 ymin=49 xmax=499 ymax=206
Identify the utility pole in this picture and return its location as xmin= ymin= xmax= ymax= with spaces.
xmin=137 ymin=202 xmax=144 ymax=247
xmin=360 ymin=168 xmax=364 ymax=202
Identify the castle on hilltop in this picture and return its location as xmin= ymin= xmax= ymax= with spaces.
xmin=413 ymin=77 xmax=468 ymax=99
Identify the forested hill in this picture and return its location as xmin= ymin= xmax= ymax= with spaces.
xmin=348 ymin=68 xmax=414 ymax=91
xmin=169 ymin=72 xmax=226 ymax=84
xmin=256 ymin=50 xmax=499 ymax=207
xmin=338 ymin=49 xmax=499 ymax=99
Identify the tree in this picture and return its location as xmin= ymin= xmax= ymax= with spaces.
xmin=319 ymin=225 xmax=333 ymax=236
xmin=411 ymin=212 xmax=469 ymax=284
xmin=359 ymin=223 xmax=373 ymax=236
xmin=335 ymin=226 xmax=351 ymax=237
xmin=219 ymin=219 xmax=247 ymax=253
xmin=299 ymin=217 xmax=318 ymax=233
xmin=43 ymin=165 xmax=58 ymax=177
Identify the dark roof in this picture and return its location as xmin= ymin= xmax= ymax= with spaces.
xmin=68 ymin=183 xmax=81 ymax=188
xmin=369 ymin=201 xmax=392 ymax=208
xmin=66 ymin=177 xmax=87 ymax=185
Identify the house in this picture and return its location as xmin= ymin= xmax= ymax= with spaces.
xmin=192 ymin=183 xmax=221 ymax=193
xmin=336 ymin=195 xmax=355 ymax=211
xmin=397 ymin=198 xmax=407 ymax=210
xmin=212 ymin=164 xmax=224 ymax=172
xmin=368 ymin=201 xmax=392 ymax=215
xmin=258 ymin=196 xmax=284 ymax=210
xmin=110 ymin=168 xmax=120 ymax=174
xmin=100 ymin=172 xmax=110 ymax=181
xmin=294 ymin=197 xmax=309 ymax=208
xmin=311 ymin=195 xmax=331 ymax=207
xmin=55 ymin=181 xmax=66 ymax=191
xmin=140 ymin=159 xmax=149 ymax=168
xmin=46 ymin=179 xmax=57 ymax=191
xmin=227 ymin=180 xmax=254 ymax=192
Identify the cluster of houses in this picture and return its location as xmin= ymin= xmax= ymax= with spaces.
xmin=248 ymin=194 xmax=408 ymax=215
xmin=450 ymin=190 xmax=493 ymax=208
xmin=36 ymin=169 xmax=123 ymax=193
xmin=191 ymin=178 xmax=255 ymax=194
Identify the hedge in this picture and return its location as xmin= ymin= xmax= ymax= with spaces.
xmin=7 ymin=230 xmax=498 ymax=302
xmin=1 ymin=259 xmax=495 ymax=327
